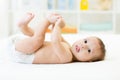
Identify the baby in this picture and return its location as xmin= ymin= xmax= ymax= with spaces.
xmin=10 ymin=12 xmax=106 ymax=64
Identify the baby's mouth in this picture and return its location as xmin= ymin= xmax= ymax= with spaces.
xmin=75 ymin=45 xmax=80 ymax=52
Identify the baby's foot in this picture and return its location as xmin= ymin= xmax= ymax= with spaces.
xmin=46 ymin=13 xmax=62 ymax=24
xmin=18 ymin=12 xmax=34 ymax=28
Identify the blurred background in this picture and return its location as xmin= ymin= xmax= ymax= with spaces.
xmin=0 ymin=0 xmax=120 ymax=38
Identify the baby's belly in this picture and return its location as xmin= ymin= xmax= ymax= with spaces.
xmin=32 ymin=44 xmax=60 ymax=64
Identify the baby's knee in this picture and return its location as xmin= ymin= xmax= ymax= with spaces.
xmin=32 ymin=37 xmax=44 ymax=48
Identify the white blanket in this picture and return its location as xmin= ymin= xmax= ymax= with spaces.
xmin=0 ymin=34 xmax=120 ymax=80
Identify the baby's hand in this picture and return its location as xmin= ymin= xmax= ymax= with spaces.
xmin=46 ymin=13 xmax=61 ymax=24
xmin=55 ymin=18 xmax=65 ymax=28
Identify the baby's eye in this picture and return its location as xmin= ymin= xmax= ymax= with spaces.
xmin=88 ymin=49 xmax=91 ymax=53
xmin=84 ymin=39 xmax=87 ymax=43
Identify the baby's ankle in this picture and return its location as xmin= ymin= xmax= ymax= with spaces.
xmin=18 ymin=13 xmax=34 ymax=28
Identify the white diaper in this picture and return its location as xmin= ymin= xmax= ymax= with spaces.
xmin=7 ymin=34 xmax=34 ymax=64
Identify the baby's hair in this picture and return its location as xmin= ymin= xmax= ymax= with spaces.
xmin=91 ymin=37 xmax=106 ymax=62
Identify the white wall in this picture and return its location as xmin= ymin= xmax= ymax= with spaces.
xmin=0 ymin=0 xmax=47 ymax=38
xmin=0 ymin=0 xmax=10 ymax=38
xmin=0 ymin=0 xmax=120 ymax=38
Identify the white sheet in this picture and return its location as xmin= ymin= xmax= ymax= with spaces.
xmin=0 ymin=34 xmax=120 ymax=80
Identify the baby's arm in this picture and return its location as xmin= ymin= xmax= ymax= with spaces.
xmin=51 ymin=18 xmax=72 ymax=63
xmin=48 ymin=14 xmax=70 ymax=46
xmin=51 ymin=19 xmax=64 ymax=43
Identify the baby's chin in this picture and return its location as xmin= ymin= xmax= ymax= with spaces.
xmin=78 ymin=57 xmax=93 ymax=62
xmin=74 ymin=54 xmax=93 ymax=62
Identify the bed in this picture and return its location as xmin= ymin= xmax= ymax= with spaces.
xmin=0 ymin=33 xmax=120 ymax=80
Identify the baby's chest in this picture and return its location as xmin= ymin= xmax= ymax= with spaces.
xmin=35 ymin=46 xmax=60 ymax=63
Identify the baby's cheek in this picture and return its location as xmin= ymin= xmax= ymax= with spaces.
xmin=80 ymin=51 xmax=88 ymax=57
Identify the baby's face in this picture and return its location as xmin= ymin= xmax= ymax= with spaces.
xmin=71 ymin=37 xmax=101 ymax=62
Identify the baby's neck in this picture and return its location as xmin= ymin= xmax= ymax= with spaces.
xmin=71 ymin=53 xmax=78 ymax=62
xmin=70 ymin=48 xmax=78 ymax=62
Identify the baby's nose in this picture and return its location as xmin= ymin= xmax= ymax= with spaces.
xmin=81 ymin=44 xmax=88 ymax=49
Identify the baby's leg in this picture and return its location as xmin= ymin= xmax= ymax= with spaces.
xmin=15 ymin=13 xmax=60 ymax=54
xmin=15 ymin=16 xmax=51 ymax=54
xmin=18 ymin=13 xmax=34 ymax=36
